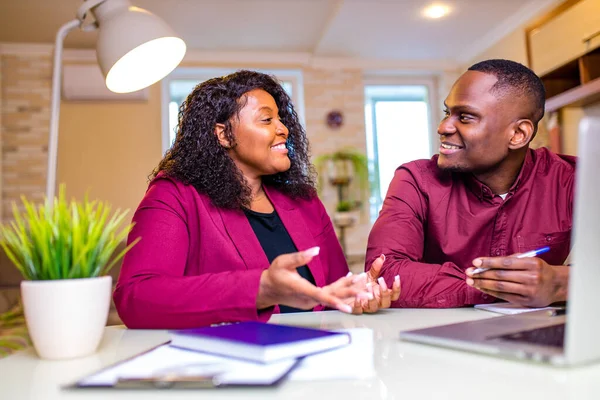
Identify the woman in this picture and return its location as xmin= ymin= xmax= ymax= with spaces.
xmin=114 ymin=70 xmax=400 ymax=329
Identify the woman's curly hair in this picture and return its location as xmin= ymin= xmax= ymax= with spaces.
xmin=154 ymin=70 xmax=316 ymax=209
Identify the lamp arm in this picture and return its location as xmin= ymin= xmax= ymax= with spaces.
xmin=45 ymin=19 xmax=81 ymax=202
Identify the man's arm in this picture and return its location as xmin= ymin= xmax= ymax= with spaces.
xmin=365 ymin=167 xmax=489 ymax=308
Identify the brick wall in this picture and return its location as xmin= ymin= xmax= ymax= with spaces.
xmin=0 ymin=54 xmax=51 ymax=219
xmin=0 ymin=53 xmax=52 ymax=313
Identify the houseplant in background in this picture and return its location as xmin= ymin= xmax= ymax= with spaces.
xmin=313 ymin=148 xmax=369 ymax=255
xmin=333 ymin=200 xmax=357 ymax=227
xmin=0 ymin=186 xmax=138 ymax=360
xmin=313 ymin=148 xmax=370 ymax=204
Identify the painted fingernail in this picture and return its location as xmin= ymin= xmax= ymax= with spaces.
xmin=472 ymin=258 xmax=482 ymax=267
xmin=352 ymin=272 xmax=367 ymax=283
xmin=358 ymin=292 xmax=374 ymax=300
xmin=378 ymin=277 xmax=388 ymax=290
xmin=394 ymin=275 xmax=400 ymax=285
xmin=380 ymin=254 xmax=386 ymax=261
xmin=339 ymin=304 xmax=353 ymax=313
xmin=346 ymin=271 xmax=353 ymax=277
xmin=304 ymin=246 xmax=320 ymax=257
xmin=466 ymin=278 xmax=474 ymax=286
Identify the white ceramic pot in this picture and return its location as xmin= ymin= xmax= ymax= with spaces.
xmin=333 ymin=211 xmax=358 ymax=228
xmin=20 ymin=276 xmax=112 ymax=360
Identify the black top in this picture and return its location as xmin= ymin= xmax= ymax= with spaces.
xmin=243 ymin=207 xmax=316 ymax=313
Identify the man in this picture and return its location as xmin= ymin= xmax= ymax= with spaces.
xmin=365 ymin=59 xmax=574 ymax=308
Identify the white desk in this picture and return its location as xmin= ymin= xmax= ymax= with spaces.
xmin=1 ymin=309 xmax=599 ymax=399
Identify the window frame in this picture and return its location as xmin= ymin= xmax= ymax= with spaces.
xmin=363 ymin=76 xmax=439 ymax=220
xmin=364 ymin=76 xmax=439 ymax=155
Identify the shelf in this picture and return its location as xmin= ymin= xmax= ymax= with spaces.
xmin=541 ymin=59 xmax=581 ymax=99
xmin=542 ymin=47 xmax=600 ymax=112
xmin=525 ymin=0 xmax=600 ymax=113
xmin=545 ymin=76 xmax=600 ymax=112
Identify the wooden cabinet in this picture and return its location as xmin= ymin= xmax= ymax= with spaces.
xmin=529 ymin=0 xmax=600 ymax=76
xmin=526 ymin=0 xmax=600 ymax=112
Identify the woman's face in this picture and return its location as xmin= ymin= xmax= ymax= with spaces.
xmin=225 ymin=89 xmax=291 ymax=179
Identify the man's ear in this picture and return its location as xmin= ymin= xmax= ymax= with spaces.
xmin=509 ymin=119 xmax=534 ymax=150
xmin=214 ymin=123 xmax=231 ymax=149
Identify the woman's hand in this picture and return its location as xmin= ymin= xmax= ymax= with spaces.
xmin=349 ymin=254 xmax=401 ymax=314
xmin=256 ymin=247 xmax=370 ymax=313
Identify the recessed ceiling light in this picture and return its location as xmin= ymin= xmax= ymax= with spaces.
xmin=423 ymin=4 xmax=451 ymax=19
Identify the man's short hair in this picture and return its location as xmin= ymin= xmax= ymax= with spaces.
xmin=468 ymin=59 xmax=546 ymax=127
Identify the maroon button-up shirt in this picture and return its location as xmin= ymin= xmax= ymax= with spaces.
xmin=366 ymin=147 xmax=576 ymax=308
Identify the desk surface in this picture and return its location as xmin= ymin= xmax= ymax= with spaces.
xmin=1 ymin=308 xmax=599 ymax=399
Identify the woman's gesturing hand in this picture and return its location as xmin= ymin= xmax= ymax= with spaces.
xmin=257 ymin=247 xmax=371 ymax=313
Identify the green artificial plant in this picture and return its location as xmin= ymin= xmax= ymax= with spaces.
xmin=0 ymin=185 xmax=139 ymax=281
xmin=313 ymin=147 xmax=370 ymax=207
xmin=335 ymin=200 xmax=354 ymax=212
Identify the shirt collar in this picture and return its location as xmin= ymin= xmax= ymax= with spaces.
xmin=464 ymin=148 xmax=534 ymax=201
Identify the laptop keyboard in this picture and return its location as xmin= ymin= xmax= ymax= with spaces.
xmin=495 ymin=323 xmax=565 ymax=348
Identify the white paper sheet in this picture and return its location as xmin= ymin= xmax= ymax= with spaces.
xmin=288 ymin=328 xmax=374 ymax=381
xmin=475 ymin=302 xmax=560 ymax=315
xmin=77 ymin=344 xmax=297 ymax=387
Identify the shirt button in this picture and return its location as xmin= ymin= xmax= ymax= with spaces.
xmin=495 ymin=250 xmax=501 ymax=256
xmin=546 ymin=236 xmax=552 ymax=242
xmin=482 ymin=295 xmax=489 ymax=299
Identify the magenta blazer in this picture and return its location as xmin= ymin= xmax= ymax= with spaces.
xmin=113 ymin=175 xmax=349 ymax=329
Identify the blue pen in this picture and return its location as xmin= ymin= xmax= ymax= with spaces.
xmin=471 ymin=246 xmax=550 ymax=275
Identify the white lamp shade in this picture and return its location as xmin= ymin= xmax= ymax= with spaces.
xmin=95 ymin=4 xmax=186 ymax=93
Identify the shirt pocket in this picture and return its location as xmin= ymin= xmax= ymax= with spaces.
xmin=516 ymin=230 xmax=571 ymax=265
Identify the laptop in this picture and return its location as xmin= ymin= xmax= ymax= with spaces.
xmin=399 ymin=116 xmax=600 ymax=366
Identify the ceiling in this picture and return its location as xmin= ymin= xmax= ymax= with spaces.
xmin=0 ymin=0 xmax=561 ymax=63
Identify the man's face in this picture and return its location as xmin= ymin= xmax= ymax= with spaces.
xmin=437 ymin=71 xmax=515 ymax=173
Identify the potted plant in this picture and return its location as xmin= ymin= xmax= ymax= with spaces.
xmin=0 ymin=186 xmax=138 ymax=360
xmin=312 ymin=148 xmax=370 ymax=205
xmin=333 ymin=200 xmax=358 ymax=228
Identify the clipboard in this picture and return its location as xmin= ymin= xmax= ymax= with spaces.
xmin=65 ymin=343 xmax=300 ymax=390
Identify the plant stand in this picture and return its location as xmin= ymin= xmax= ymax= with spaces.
xmin=314 ymin=151 xmax=368 ymax=258
xmin=330 ymin=177 xmax=356 ymax=257
xmin=333 ymin=212 xmax=357 ymax=256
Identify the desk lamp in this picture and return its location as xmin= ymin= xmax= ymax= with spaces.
xmin=46 ymin=0 xmax=186 ymax=200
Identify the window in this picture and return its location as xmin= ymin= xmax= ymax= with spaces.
xmin=365 ymin=83 xmax=436 ymax=220
xmin=161 ymin=68 xmax=304 ymax=153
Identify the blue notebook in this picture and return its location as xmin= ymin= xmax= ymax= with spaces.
xmin=169 ymin=322 xmax=351 ymax=363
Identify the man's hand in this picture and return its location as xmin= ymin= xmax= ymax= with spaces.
xmin=257 ymin=247 xmax=370 ymax=313
xmin=350 ymin=254 xmax=401 ymax=314
xmin=465 ymin=255 xmax=569 ymax=307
